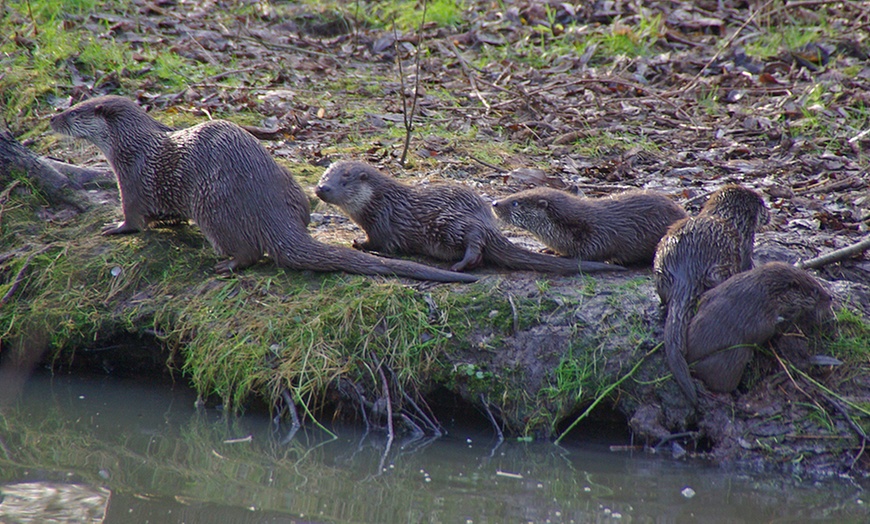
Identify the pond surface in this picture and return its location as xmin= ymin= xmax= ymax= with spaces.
xmin=0 ymin=372 xmax=866 ymax=523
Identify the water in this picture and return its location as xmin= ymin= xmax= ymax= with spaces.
xmin=0 ymin=372 xmax=866 ymax=523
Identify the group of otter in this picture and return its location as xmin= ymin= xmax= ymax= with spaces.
xmin=51 ymin=95 xmax=833 ymax=405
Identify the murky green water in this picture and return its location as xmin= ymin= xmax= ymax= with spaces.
xmin=0 ymin=372 xmax=866 ymax=523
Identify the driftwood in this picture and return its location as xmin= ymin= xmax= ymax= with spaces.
xmin=0 ymin=129 xmax=114 ymax=211
xmin=797 ymin=236 xmax=870 ymax=270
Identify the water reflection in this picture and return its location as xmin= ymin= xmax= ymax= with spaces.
xmin=0 ymin=372 xmax=866 ymax=523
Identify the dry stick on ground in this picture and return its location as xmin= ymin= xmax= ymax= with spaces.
xmin=797 ymin=236 xmax=870 ymax=270
xmin=444 ymin=39 xmax=490 ymax=111
xmin=395 ymin=0 xmax=428 ymax=167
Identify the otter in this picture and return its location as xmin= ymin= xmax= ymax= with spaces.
xmin=686 ymin=262 xmax=832 ymax=393
xmin=653 ymin=185 xmax=769 ymax=404
xmin=50 ymin=96 xmax=476 ymax=283
xmin=492 ymin=187 xmax=687 ymax=266
xmin=697 ymin=184 xmax=770 ymax=271
xmin=314 ymin=161 xmax=625 ymax=274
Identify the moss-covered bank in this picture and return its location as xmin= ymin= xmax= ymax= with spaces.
xmin=2 ymin=167 xmax=869 ymax=477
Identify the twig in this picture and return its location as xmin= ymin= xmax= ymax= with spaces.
xmin=395 ymin=1 xmax=428 ymax=167
xmin=469 ymin=154 xmax=507 ymax=173
xmin=402 ymin=391 xmax=442 ymax=436
xmin=377 ymin=360 xmax=394 ymax=444
xmin=479 ymin=394 xmax=504 ymax=444
xmin=343 ymin=378 xmax=371 ymax=430
xmin=444 ymin=39 xmax=490 ymax=111
xmin=797 ymin=236 xmax=870 ymax=270
xmin=653 ymin=431 xmax=700 ymax=451
xmin=1 ymin=245 xmax=51 ymax=306
xmin=376 ymin=359 xmax=394 ymax=474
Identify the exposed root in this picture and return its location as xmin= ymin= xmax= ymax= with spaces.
xmin=479 ymin=393 xmax=504 ymax=444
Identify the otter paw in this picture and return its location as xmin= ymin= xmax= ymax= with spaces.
xmin=214 ymin=260 xmax=237 ymax=276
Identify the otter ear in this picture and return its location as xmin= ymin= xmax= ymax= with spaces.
xmin=537 ymin=199 xmax=549 ymax=209
xmin=358 ymin=170 xmax=368 ymax=181
xmin=93 ymin=103 xmax=113 ymax=118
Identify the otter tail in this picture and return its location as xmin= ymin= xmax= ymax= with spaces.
xmin=486 ymin=235 xmax=624 ymax=274
xmin=277 ymin=238 xmax=477 ymax=283
xmin=663 ymin=293 xmax=698 ymax=405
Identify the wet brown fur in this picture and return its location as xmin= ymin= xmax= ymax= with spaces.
xmin=653 ymin=185 xmax=769 ymax=404
xmin=687 ymin=262 xmax=832 ymax=392
xmin=50 ymin=96 xmax=476 ymax=283
xmin=315 ymin=161 xmax=625 ymax=274
xmin=492 ymin=187 xmax=687 ymax=266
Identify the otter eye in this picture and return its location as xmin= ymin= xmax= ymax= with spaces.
xmin=512 ymin=201 xmax=519 ymax=207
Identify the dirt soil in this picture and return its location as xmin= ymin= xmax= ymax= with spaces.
xmin=2 ymin=1 xmax=869 ymax=477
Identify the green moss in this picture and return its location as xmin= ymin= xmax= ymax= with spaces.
xmin=826 ymin=307 xmax=870 ymax=361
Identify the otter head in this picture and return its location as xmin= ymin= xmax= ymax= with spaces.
xmin=702 ymin=184 xmax=770 ymax=235
xmin=50 ymin=96 xmax=146 ymax=155
xmin=492 ymin=191 xmax=552 ymax=230
xmin=775 ymin=263 xmax=833 ymax=325
xmin=315 ymin=161 xmax=378 ymax=218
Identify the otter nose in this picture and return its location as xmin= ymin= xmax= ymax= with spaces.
xmin=315 ymin=185 xmax=329 ymax=195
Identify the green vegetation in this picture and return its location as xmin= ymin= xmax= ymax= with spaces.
xmin=825 ymin=307 xmax=870 ymax=361
xmin=744 ymin=18 xmax=828 ymax=59
xmin=1 ymin=0 xmax=866 ymax=455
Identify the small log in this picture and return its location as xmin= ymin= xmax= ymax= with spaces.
xmin=0 ymin=129 xmax=109 ymax=211
xmin=797 ymin=236 xmax=870 ymax=270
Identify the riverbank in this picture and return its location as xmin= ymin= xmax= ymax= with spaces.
xmin=1 ymin=0 xmax=869 ymax=477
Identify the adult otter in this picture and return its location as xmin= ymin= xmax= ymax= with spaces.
xmin=492 ymin=187 xmax=687 ymax=266
xmin=687 ymin=262 xmax=832 ymax=393
xmin=653 ymin=185 xmax=768 ymax=404
xmin=314 ymin=161 xmax=624 ymax=274
xmin=50 ymin=96 xmax=476 ymax=283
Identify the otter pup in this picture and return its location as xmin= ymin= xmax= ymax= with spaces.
xmin=314 ymin=161 xmax=624 ymax=274
xmin=50 ymin=96 xmax=476 ymax=283
xmin=492 ymin=187 xmax=687 ymax=266
xmin=687 ymin=262 xmax=832 ymax=393
xmin=653 ymin=185 xmax=769 ymax=404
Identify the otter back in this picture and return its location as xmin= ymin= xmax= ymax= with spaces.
xmin=493 ymin=187 xmax=686 ymax=265
xmin=50 ymin=95 xmax=476 ymax=283
xmin=315 ymin=161 xmax=624 ymax=274
xmin=686 ymin=262 xmax=832 ymax=393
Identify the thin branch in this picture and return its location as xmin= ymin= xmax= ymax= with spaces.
xmin=396 ymin=1 xmax=428 ymax=167
xmin=797 ymin=236 xmax=870 ymax=270
xmin=479 ymin=394 xmax=504 ymax=444
xmin=444 ymin=39 xmax=490 ymax=111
